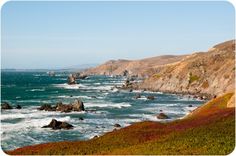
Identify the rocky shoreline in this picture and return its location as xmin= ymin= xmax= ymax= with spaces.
xmin=6 ymin=92 xmax=235 ymax=155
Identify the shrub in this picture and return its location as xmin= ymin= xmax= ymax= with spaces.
xmin=189 ymin=73 xmax=200 ymax=84
xmin=152 ymin=74 xmax=161 ymax=79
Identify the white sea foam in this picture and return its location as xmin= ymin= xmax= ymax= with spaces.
xmin=28 ymin=88 xmax=45 ymax=92
xmin=85 ymin=102 xmax=131 ymax=108
xmin=53 ymin=83 xmax=85 ymax=89
xmin=81 ymin=85 xmax=114 ymax=91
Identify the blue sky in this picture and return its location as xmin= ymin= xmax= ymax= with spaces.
xmin=1 ymin=1 xmax=235 ymax=69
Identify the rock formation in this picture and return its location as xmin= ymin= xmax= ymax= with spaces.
xmin=1 ymin=102 xmax=13 ymax=110
xmin=42 ymin=119 xmax=73 ymax=130
xmin=38 ymin=99 xmax=85 ymax=113
xmin=67 ymin=74 xmax=76 ymax=85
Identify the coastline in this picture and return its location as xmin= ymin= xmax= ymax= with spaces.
xmin=5 ymin=92 xmax=235 ymax=155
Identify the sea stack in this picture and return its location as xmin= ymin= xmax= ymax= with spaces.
xmin=67 ymin=74 xmax=76 ymax=85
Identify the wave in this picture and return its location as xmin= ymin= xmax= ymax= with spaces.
xmin=53 ymin=83 xmax=85 ymax=89
xmin=27 ymin=88 xmax=45 ymax=92
xmin=85 ymin=102 xmax=131 ymax=108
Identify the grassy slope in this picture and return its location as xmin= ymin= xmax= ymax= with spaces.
xmin=6 ymin=93 xmax=235 ymax=155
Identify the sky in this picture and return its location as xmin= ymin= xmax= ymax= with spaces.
xmin=1 ymin=1 xmax=235 ymax=69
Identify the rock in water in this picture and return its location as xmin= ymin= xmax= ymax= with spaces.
xmin=37 ymin=104 xmax=54 ymax=111
xmin=48 ymin=71 xmax=55 ymax=77
xmin=78 ymin=75 xmax=88 ymax=79
xmin=56 ymin=103 xmax=73 ymax=113
xmin=157 ymin=113 xmax=169 ymax=119
xmin=134 ymin=94 xmax=141 ymax=99
xmin=42 ymin=119 xmax=73 ymax=130
xmin=15 ymin=105 xmax=22 ymax=109
xmin=71 ymin=99 xmax=85 ymax=111
xmin=114 ymin=123 xmax=121 ymax=127
xmin=67 ymin=74 xmax=76 ymax=85
xmin=147 ymin=95 xmax=155 ymax=100
xmin=1 ymin=102 xmax=13 ymax=110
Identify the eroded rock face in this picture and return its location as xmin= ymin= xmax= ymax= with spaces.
xmin=71 ymin=99 xmax=85 ymax=111
xmin=1 ymin=102 xmax=13 ymax=110
xmin=157 ymin=113 xmax=169 ymax=119
xmin=42 ymin=119 xmax=73 ymax=130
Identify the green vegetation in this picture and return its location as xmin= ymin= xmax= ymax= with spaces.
xmin=109 ymin=112 xmax=235 ymax=155
xmin=6 ymin=93 xmax=235 ymax=155
xmin=189 ymin=72 xmax=200 ymax=84
xmin=152 ymin=74 xmax=161 ymax=79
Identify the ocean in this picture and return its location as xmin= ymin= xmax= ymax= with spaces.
xmin=1 ymin=71 xmax=204 ymax=150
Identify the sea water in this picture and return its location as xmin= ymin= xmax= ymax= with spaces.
xmin=1 ymin=71 xmax=204 ymax=150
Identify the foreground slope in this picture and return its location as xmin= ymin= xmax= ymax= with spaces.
xmin=6 ymin=92 xmax=235 ymax=155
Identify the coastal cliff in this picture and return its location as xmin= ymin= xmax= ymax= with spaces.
xmin=85 ymin=40 xmax=235 ymax=99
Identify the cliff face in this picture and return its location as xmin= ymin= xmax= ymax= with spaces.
xmin=85 ymin=40 xmax=235 ymax=98
xmin=137 ymin=40 xmax=235 ymax=97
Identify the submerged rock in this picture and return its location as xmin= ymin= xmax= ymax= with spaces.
xmin=134 ymin=94 xmax=141 ymax=99
xmin=157 ymin=113 xmax=169 ymax=119
xmin=15 ymin=105 xmax=22 ymax=109
xmin=1 ymin=102 xmax=13 ymax=110
xmin=188 ymin=104 xmax=193 ymax=107
xmin=42 ymin=119 xmax=73 ymax=130
xmin=147 ymin=95 xmax=155 ymax=100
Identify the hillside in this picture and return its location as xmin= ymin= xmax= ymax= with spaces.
xmin=136 ymin=40 xmax=235 ymax=98
xmin=6 ymin=92 xmax=235 ymax=155
xmin=84 ymin=55 xmax=187 ymax=77
xmin=85 ymin=40 xmax=235 ymax=98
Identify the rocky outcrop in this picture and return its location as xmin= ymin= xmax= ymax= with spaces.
xmin=37 ymin=104 xmax=56 ymax=111
xmin=67 ymin=74 xmax=76 ymax=85
xmin=157 ymin=113 xmax=169 ymax=119
xmin=42 ymin=119 xmax=73 ymax=130
xmin=38 ymin=100 xmax=85 ymax=113
xmin=1 ymin=102 xmax=13 ymax=110
xmin=71 ymin=99 xmax=85 ymax=111
xmin=114 ymin=124 xmax=121 ymax=127
xmin=147 ymin=95 xmax=155 ymax=100
xmin=15 ymin=105 xmax=22 ymax=109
